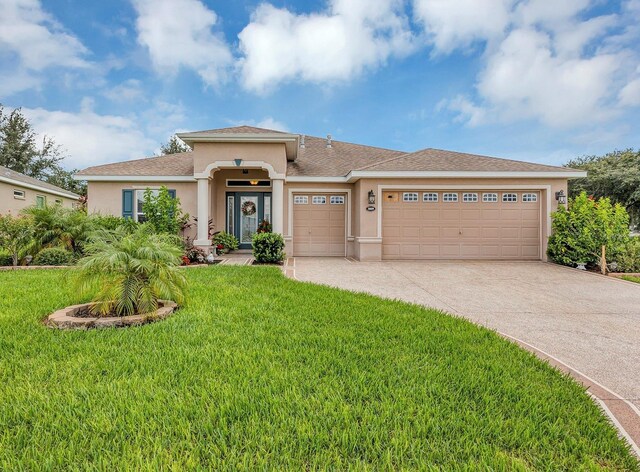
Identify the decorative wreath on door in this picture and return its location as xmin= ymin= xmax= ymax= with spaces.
xmin=241 ymin=200 xmax=257 ymax=216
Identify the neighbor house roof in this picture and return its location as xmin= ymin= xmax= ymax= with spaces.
xmin=0 ymin=166 xmax=80 ymax=199
xmin=76 ymin=126 xmax=584 ymax=179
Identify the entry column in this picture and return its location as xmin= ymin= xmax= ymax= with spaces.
xmin=195 ymin=177 xmax=212 ymax=249
xmin=271 ymin=178 xmax=284 ymax=234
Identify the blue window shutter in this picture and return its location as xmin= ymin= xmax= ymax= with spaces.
xmin=122 ymin=190 xmax=134 ymax=219
xmin=168 ymin=189 xmax=176 ymax=199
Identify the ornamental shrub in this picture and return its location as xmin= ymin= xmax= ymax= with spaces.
xmin=91 ymin=214 xmax=139 ymax=233
xmin=212 ymin=231 xmax=239 ymax=254
xmin=76 ymin=224 xmax=186 ymax=317
xmin=33 ymin=247 xmax=74 ymax=266
xmin=616 ymin=237 xmax=640 ymax=273
xmin=141 ymin=186 xmax=189 ymax=234
xmin=547 ymin=192 xmax=630 ymax=269
xmin=0 ymin=251 xmax=12 ymax=266
xmin=0 ymin=214 xmax=34 ymax=266
xmin=252 ymin=232 xmax=285 ymax=264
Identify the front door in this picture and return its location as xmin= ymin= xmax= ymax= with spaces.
xmin=227 ymin=192 xmax=271 ymax=249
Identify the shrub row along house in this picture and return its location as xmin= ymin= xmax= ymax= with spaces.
xmin=1 ymin=166 xmax=80 ymax=213
xmin=75 ymin=126 xmax=586 ymax=261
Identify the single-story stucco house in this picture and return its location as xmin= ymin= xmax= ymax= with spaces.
xmin=1 ymin=165 xmax=80 ymax=215
xmin=75 ymin=126 xmax=586 ymax=261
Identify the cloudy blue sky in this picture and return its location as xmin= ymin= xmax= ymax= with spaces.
xmin=1 ymin=0 xmax=639 ymax=170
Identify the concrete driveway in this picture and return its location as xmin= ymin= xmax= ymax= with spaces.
xmin=291 ymin=258 xmax=640 ymax=448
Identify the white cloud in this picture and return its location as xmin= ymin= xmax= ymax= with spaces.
xmin=433 ymin=0 xmax=640 ymax=128
xmin=238 ymin=0 xmax=415 ymax=93
xmin=21 ymin=101 xmax=159 ymax=169
xmin=413 ymin=0 xmax=515 ymax=53
xmin=619 ymin=78 xmax=640 ymax=107
xmin=132 ymin=0 xmax=232 ymax=86
xmin=0 ymin=0 xmax=90 ymax=95
xmin=103 ymin=79 xmax=145 ymax=103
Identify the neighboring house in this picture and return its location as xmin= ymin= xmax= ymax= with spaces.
xmin=0 ymin=165 xmax=80 ymax=215
xmin=75 ymin=126 xmax=586 ymax=261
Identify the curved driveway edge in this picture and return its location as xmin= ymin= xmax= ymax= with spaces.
xmin=287 ymin=257 xmax=640 ymax=455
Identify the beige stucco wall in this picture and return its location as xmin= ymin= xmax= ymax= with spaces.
xmin=86 ymin=181 xmax=198 ymax=239
xmin=192 ymin=142 xmax=288 ymax=175
xmin=0 ymin=181 xmax=77 ymax=215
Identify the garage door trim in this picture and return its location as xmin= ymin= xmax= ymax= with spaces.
xmin=377 ymin=184 xmax=550 ymax=259
xmin=287 ymin=188 xmax=353 ymax=240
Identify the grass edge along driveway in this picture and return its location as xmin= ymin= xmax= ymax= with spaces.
xmin=0 ymin=267 xmax=637 ymax=470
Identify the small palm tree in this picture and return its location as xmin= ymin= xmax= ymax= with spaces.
xmin=76 ymin=224 xmax=187 ymax=317
xmin=23 ymin=205 xmax=94 ymax=254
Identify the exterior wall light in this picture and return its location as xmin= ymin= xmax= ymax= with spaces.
xmin=368 ymin=190 xmax=376 ymax=205
xmin=555 ymin=190 xmax=567 ymax=205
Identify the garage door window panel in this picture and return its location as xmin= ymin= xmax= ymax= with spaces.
xmin=294 ymin=195 xmax=308 ymax=204
xmin=502 ymin=193 xmax=518 ymax=202
xmin=403 ymin=192 xmax=419 ymax=202
xmin=483 ymin=193 xmax=498 ymax=202
xmin=522 ymin=193 xmax=538 ymax=202
xmin=443 ymin=193 xmax=458 ymax=202
xmin=423 ymin=193 xmax=438 ymax=202
xmin=312 ymin=196 xmax=327 ymax=204
xmin=463 ymin=193 xmax=478 ymax=202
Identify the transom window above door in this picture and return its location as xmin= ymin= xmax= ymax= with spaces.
xmin=443 ymin=193 xmax=458 ymax=202
xmin=483 ymin=193 xmax=498 ymax=202
xmin=463 ymin=193 xmax=478 ymax=202
xmin=226 ymin=180 xmax=271 ymax=187
xmin=403 ymin=192 xmax=418 ymax=202
xmin=312 ymin=196 xmax=326 ymax=204
xmin=423 ymin=192 xmax=438 ymax=202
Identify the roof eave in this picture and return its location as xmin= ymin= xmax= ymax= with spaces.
xmin=176 ymin=132 xmax=300 ymax=161
xmin=0 ymin=175 xmax=80 ymax=199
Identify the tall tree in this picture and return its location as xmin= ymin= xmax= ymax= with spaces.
xmin=0 ymin=104 xmax=82 ymax=194
xmin=158 ymin=135 xmax=191 ymax=155
xmin=566 ymin=149 xmax=640 ymax=228
xmin=0 ymin=106 xmax=64 ymax=177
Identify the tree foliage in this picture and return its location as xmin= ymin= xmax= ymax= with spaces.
xmin=141 ymin=186 xmax=189 ymax=234
xmin=566 ymin=149 xmax=640 ymax=228
xmin=547 ymin=192 xmax=629 ymax=270
xmin=0 ymin=105 xmax=85 ymax=195
xmin=23 ymin=205 xmax=94 ymax=254
xmin=158 ymin=135 xmax=191 ymax=155
xmin=76 ymin=224 xmax=186 ymax=316
xmin=0 ymin=214 xmax=34 ymax=266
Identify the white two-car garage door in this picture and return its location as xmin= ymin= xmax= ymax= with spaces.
xmin=293 ymin=193 xmax=347 ymax=256
xmin=382 ymin=190 xmax=541 ymax=260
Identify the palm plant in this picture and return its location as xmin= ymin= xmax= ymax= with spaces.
xmin=23 ymin=205 xmax=94 ymax=254
xmin=76 ymin=224 xmax=187 ymax=317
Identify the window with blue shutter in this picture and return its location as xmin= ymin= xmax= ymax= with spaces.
xmin=122 ymin=189 xmax=134 ymax=219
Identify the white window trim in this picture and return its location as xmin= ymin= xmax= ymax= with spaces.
xmin=502 ymin=193 xmax=518 ymax=203
xmin=330 ymin=195 xmax=344 ymax=204
xmin=423 ymin=192 xmax=438 ymax=202
xmin=294 ymin=195 xmax=308 ymax=204
xmin=312 ymin=196 xmax=327 ymax=204
xmin=483 ymin=193 xmax=498 ymax=202
xmin=13 ymin=189 xmax=25 ymax=200
xmin=403 ymin=192 xmax=419 ymax=202
xmin=463 ymin=193 xmax=478 ymax=202
xmin=443 ymin=192 xmax=458 ymax=202
xmin=134 ymin=188 xmax=162 ymax=222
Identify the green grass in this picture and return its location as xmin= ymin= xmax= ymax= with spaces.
xmin=0 ymin=268 xmax=637 ymax=470
xmin=621 ymin=275 xmax=640 ymax=284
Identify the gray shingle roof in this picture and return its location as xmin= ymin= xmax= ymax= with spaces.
xmin=75 ymin=152 xmax=194 ymax=176
xmin=76 ymin=126 xmax=577 ymax=178
xmin=0 ymin=166 xmax=80 ymax=198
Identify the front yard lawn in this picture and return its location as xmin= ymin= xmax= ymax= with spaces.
xmin=621 ymin=275 xmax=640 ymax=284
xmin=0 ymin=267 xmax=637 ymax=470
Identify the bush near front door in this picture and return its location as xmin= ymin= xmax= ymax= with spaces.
xmin=252 ymin=232 xmax=285 ymax=264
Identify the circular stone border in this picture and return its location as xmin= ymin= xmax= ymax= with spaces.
xmin=46 ymin=300 xmax=178 ymax=330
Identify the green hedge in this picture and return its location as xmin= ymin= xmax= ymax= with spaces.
xmin=0 ymin=251 xmax=11 ymax=267
xmin=33 ymin=247 xmax=74 ymax=266
xmin=252 ymin=232 xmax=285 ymax=264
xmin=615 ymin=237 xmax=640 ymax=273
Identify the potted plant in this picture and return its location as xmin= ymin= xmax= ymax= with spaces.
xmin=212 ymin=231 xmax=239 ymax=255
